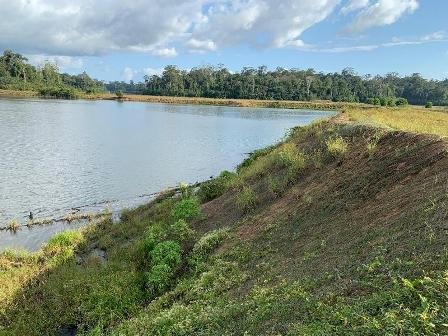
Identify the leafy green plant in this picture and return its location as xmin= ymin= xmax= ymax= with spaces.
xmin=425 ymin=101 xmax=433 ymax=108
xmin=170 ymin=219 xmax=194 ymax=242
xmin=396 ymin=97 xmax=408 ymax=106
xmin=171 ymin=197 xmax=201 ymax=221
xmin=145 ymin=241 xmax=182 ymax=295
xmin=116 ymin=90 xmax=124 ymax=99
xmin=150 ymin=241 xmax=182 ymax=268
xmin=236 ymin=186 xmax=257 ymax=213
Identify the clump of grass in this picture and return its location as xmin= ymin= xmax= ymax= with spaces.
xmin=197 ymin=170 xmax=236 ymax=203
xmin=366 ymin=130 xmax=386 ymax=155
xmin=273 ymin=143 xmax=307 ymax=174
xmin=325 ymin=136 xmax=348 ymax=158
xmin=43 ymin=230 xmax=84 ymax=263
xmin=236 ymin=186 xmax=258 ymax=213
xmin=310 ymin=149 xmax=324 ymax=168
xmin=267 ymin=176 xmax=284 ymax=198
xmin=6 ymin=219 xmax=20 ymax=232
xmin=189 ymin=229 xmax=229 ymax=269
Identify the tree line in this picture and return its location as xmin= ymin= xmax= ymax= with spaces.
xmin=141 ymin=65 xmax=448 ymax=106
xmin=0 ymin=50 xmax=104 ymax=98
xmin=2 ymin=49 xmax=447 ymax=105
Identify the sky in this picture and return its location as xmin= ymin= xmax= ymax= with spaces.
xmin=0 ymin=0 xmax=447 ymax=82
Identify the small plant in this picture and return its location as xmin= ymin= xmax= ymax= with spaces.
xmin=326 ymin=136 xmax=348 ymax=158
xmin=197 ymin=171 xmax=236 ymax=203
xmin=425 ymin=101 xmax=433 ymax=108
xmin=267 ymin=176 xmax=284 ymax=197
xmin=179 ymin=182 xmax=192 ymax=199
xmin=274 ymin=143 xmax=307 ymax=172
xmin=236 ymin=185 xmax=257 ymax=213
xmin=189 ymin=229 xmax=228 ymax=269
xmin=171 ymin=197 xmax=201 ymax=221
xmin=43 ymin=230 xmax=84 ymax=262
xmin=6 ymin=219 xmax=20 ymax=232
xmin=170 ymin=219 xmax=194 ymax=242
xmin=116 ymin=90 xmax=124 ymax=99
xmin=395 ymin=97 xmax=408 ymax=106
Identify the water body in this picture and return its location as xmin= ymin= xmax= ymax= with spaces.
xmin=0 ymin=97 xmax=331 ymax=250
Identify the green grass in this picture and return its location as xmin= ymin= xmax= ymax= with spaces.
xmin=1 ymin=106 xmax=448 ymax=335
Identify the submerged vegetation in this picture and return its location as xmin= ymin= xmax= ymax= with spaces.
xmin=1 ymin=104 xmax=447 ymax=335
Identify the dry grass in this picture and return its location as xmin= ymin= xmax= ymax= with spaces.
xmin=346 ymin=106 xmax=448 ymax=138
xmin=0 ymin=89 xmax=38 ymax=98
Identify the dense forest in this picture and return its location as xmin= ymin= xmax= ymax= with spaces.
xmin=142 ymin=65 xmax=448 ymax=106
xmin=1 ymin=50 xmax=447 ymax=105
xmin=0 ymin=50 xmax=104 ymax=98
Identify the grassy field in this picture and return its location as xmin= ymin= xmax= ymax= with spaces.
xmin=1 ymin=104 xmax=448 ymax=335
xmin=346 ymin=106 xmax=448 ymax=138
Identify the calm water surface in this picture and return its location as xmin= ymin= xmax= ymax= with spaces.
xmin=0 ymin=98 xmax=331 ymax=250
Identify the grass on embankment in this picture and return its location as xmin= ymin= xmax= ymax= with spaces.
xmin=1 ymin=107 xmax=448 ymax=335
xmin=346 ymin=106 xmax=448 ymax=138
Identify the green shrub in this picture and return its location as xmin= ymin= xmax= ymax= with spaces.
xmin=171 ymin=197 xmax=201 ymax=221
xmin=141 ymin=223 xmax=167 ymax=257
xmin=144 ymin=241 xmax=182 ymax=295
xmin=39 ymin=86 xmax=79 ymax=99
xmin=145 ymin=263 xmax=174 ymax=295
xmin=150 ymin=241 xmax=182 ymax=268
xmin=170 ymin=219 xmax=194 ymax=242
xmin=326 ymin=136 xmax=348 ymax=158
xmin=425 ymin=101 xmax=433 ymax=108
xmin=116 ymin=90 xmax=124 ymax=99
xmin=197 ymin=171 xmax=236 ymax=203
xmin=387 ymin=98 xmax=396 ymax=107
xmin=396 ymin=97 xmax=408 ymax=106
xmin=189 ymin=229 xmax=228 ymax=269
xmin=236 ymin=186 xmax=257 ymax=213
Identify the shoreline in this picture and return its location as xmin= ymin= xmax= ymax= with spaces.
xmin=2 ymin=89 xmax=447 ymax=113
xmin=0 ymin=88 xmax=360 ymax=111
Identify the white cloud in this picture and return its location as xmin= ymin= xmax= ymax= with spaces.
xmin=26 ymin=54 xmax=84 ymax=71
xmin=315 ymin=32 xmax=447 ymax=52
xmin=340 ymin=0 xmax=370 ymax=14
xmin=346 ymin=0 xmax=419 ymax=33
xmin=150 ymin=47 xmax=178 ymax=58
xmin=422 ymin=31 xmax=446 ymax=41
xmin=0 ymin=0 xmax=204 ymax=56
xmin=122 ymin=67 xmax=136 ymax=82
xmin=0 ymin=0 xmax=424 ymax=57
xmin=192 ymin=0 xmax=340 ymax=49
xmin=143 ymin=67 xmax=164 ymax=77
xmin=186 ymin=38 xmax=217 ymax=52
xmin=0 ymin=0 xmax=341 ymax=55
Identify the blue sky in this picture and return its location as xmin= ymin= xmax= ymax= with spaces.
xmin=1 ymin=0 xmax=447 ymax=82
